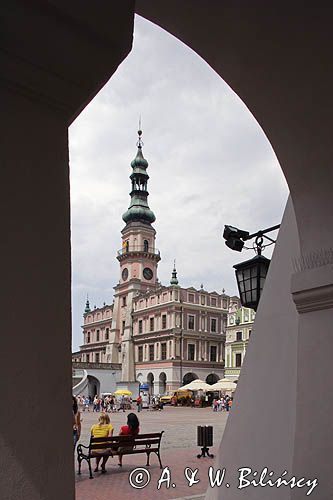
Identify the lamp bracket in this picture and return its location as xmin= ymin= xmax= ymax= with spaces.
xmin=223 ymin=224 xmax=280 ymax=254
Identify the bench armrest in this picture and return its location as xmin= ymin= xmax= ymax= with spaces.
xmin=78 ymin=443 xmax=90 ymax=450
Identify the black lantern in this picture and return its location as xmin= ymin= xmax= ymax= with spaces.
xmin=233 ymin=253 xmax=270 ymax=310
xmin=223 ymin=223 xmax=280 ymax=311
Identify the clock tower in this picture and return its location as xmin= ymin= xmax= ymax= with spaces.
xmin=108 ymin=130 xmax=160 ymax=385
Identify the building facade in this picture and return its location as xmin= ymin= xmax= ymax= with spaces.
xmin=133 ymin=279 xmax=228 ymax=393
xmin=224 ymin=298 xmax=255 ymax=381
xmin=74 ymin=130 xmax=232 ymax=394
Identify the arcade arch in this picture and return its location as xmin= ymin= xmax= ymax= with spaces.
xmin=147 ymin=372 xmax=154 ymax=394
xmin=87 ymin=375 xmax=100 ymax=398
xmin=206 ymin=373 xmax=219 ymax=385
xmin=2 ymin=5 xmax=332 ymax=500
xmin=159 ymin=372 xmax=167 ymax=394
xmin=182 ymin=372 xmax=198 ymax=385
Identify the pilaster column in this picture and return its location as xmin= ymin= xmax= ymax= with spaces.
xmin=291 ymin=262 xmax=333 ymax=499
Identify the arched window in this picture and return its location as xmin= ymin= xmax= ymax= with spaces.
xmin=143 ymin=239 xmax=149 ymax=252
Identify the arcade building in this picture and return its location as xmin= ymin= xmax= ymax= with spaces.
xmin=73 ymin=130 xmax=233 ymax=394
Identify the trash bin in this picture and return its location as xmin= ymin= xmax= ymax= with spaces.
xmin=197 ymin=425 xmax=214 ymax=458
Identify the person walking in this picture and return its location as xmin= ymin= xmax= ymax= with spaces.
xmin=136 ymin=394 xmax=142 ymax=412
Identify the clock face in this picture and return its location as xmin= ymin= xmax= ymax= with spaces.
xmin=143 ymin=267 xmax=153 ymax=280
xmin=122 ymin=268 xmax=128 ymax=281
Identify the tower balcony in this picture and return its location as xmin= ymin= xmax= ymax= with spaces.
xmin=117 ymin=245 xmax=161 ymax=262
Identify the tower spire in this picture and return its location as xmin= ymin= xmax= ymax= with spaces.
xmin=84 ymin=295 xmax=91 ymax=314
xmin=170 ymin=260 xmax=179 ymax=285
xmin=122 ymin=129 xmax=156 ymax=225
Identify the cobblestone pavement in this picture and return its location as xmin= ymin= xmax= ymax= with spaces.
xmin=75 ymin=406 xmax=228 ymax=500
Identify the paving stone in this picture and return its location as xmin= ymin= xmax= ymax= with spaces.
xmin=75 ymin=406 xmax=228 ymax=500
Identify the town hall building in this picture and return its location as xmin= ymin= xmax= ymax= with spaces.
xmin=73 ymin=130 xmax=233 ymax=395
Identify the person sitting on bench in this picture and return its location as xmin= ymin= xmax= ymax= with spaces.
xmin=90 ymin=412 xmax=113 ymax=473
xmin=118 ymin=413 xmax=140 ymax=467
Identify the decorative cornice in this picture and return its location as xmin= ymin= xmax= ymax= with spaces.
xmin=72 ymin=361 xmax=121 ymax=370
xmin=291 ymin=263 xmax=333 ymax=313
xmin=292 ymin=284 xmax=333 ymax=313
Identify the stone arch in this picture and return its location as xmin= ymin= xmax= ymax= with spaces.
xmin=147 ymin=372 xmax=154 ymax=395
xmin=183 ymin=372 xmax=198 ymax=386
xmin=206 ymin=373 xmax=219 ymax=385
xmin=159 ymin=372 xmax=167 ymax=394
xmin=87 ymin=375 xmax=100 ymax=399
xmin=3 ymin=6 xmax=332 ymax=500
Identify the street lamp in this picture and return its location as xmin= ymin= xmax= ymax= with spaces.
xmin=223 ymin=224 xmax=280 ymax=311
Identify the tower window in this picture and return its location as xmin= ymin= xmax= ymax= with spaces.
xmin=96 ymin=329 xmax=100 ymax=341
xmin=122 ymin=321 xmax=126 ymax=335
xmin=188 ymin=293 xmax=194 ymax=303
xmin=211 ymin=298 xmax=217 ymax=307
xmin=138 ymin=320 xmax=143 ymax=334
xmin=236 ymin=331 xmax=242 ymax=341
xmin=188 ymin=315 xmax=195 ymax=330
xmin=143 ymin=239 xmax=149 ymax=252
xmin=122 ymin=296 xmax=127 ymax=307
xmin=95 ymin=353 xmax=99 ymax=363
xmin=188 ymin=344 xmax=195 ymax=360
xmin=86 ymin=331 xmax=90 ymax=343
xmin=201 ymin=295 xmax=205 ymax=305
xmin=105 ymin=328 xmax=109 ymax=340
xmin=211 ymin=318 xmax=217 ymax=333
xmin=161 ymin=343 xmax=167 ymax=360
xmin=236 ymin=353 xmax=242 ymax=367
xmin=150 ymin=317 xmax=154 ymax=331
xmin=162 ymin=314 xmax=167 ymax=329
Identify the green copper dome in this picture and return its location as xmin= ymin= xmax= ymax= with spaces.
xmin=84 ymin=297 xmax=91 ymax=314
xmin=122 ymin=205 xmax=156 ymax=224
xmin=122 ymin=130 xmax=156 ymax=225
xmin=170 ymin=262 xmax=179 ymax=285
xmin=131 ymin=146 xmax=148 ymax=170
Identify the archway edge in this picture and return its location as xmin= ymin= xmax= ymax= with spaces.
xmin=136 ymin=2 xmax=333 ymax=253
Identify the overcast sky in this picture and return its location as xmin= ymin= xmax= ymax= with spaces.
xmin=69 ymin=15 xmax=289 ymax=351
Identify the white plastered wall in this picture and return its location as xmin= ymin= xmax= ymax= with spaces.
xmin=206 ymin=197 xmax=299 ymax=500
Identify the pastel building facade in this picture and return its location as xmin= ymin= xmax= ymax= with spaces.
xmin=75 ymin=131 xmax=230 ymax=394
xmin=133 ymin=282 xmax=228 ymax=393
xmin=79 ymin=302 xmax=113 ymax=364
xmin=224 ymin=298 xmax=255 ymax=381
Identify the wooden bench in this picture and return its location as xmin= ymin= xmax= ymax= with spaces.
xmin=77 ymin=432 xmax=164 ymax=478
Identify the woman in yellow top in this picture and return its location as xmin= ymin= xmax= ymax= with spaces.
xmin=90 ymin=412 xmax=114 ymax=473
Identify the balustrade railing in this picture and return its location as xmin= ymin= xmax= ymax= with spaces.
xmin=117 ymin=245 xmax=160 ymax=256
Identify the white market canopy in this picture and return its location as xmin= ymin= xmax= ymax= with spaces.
xmin=178 ymin=379 xmax=212 ymax=392
xmin=208 ymin=378 xmax=237 ymax=391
